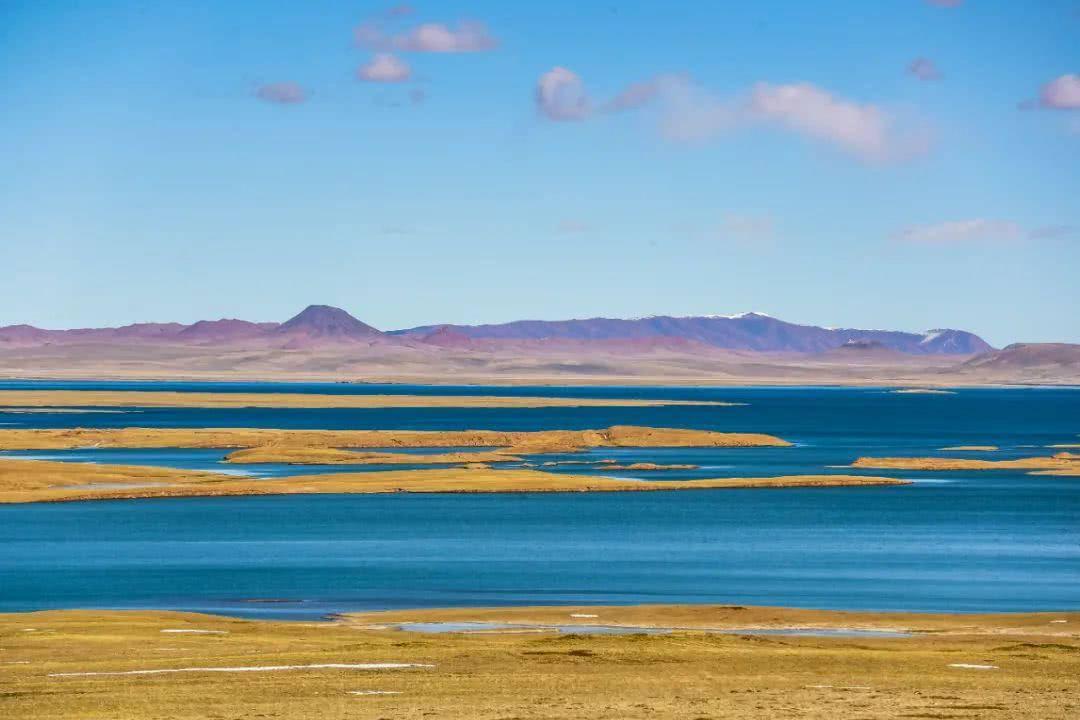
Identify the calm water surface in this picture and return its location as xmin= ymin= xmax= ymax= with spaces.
xmin=0 ymin=382 xmax=1077 ymax=618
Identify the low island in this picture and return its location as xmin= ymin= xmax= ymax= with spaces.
xmin=0 ymin=458 xmax=908 ymax=504
xmin=851 ymin=452 xmax=1080 ymax=475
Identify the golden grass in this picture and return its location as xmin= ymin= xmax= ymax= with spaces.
xmin=2 ymin=606 xmax=1077 ymax=720
xmin=0 ymin=459 xmax=228 ymax=497
xmin=0 ymin=390 xmax=734 ymax=409
xmin=0 ymin=458 xmax=908 ymax=504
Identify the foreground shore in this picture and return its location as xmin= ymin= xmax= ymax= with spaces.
xmin=3 ymin=605 xmax=1077 ymax=719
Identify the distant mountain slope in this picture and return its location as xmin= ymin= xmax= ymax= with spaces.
xmin=0 ymin=305 xmax=386 ymax=349
xmin=0 ymin=324 xmax=53 ymax=346
xmin=0 ymin=322 xmax=186 ymax=345
xmin=395 ymin=313 xmax=993 ymax=355
xmin=178 ymin=319 xmax=277 ymax=343
xmin=958 ymin=343 xmax=1080 ymax=372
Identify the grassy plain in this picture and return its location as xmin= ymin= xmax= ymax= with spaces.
xmin=2 ymin=606 xmax=1077 ymax=720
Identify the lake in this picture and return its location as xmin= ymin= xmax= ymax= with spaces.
xmin=0 ymin=381 xmax=1077 ymax=618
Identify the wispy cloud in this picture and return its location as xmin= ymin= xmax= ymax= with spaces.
xmin=1028 ymin=224 xmax=1076 ymax=240
xmin=536 ymin=69 xmax=928 ymax=163
xmin=660 ymin=79 xmax=929 ymax=162
xmin=895 ymin=219 xmax=1021 ymax=244
xmin=537 ymin=71 xmax=682 ymax=120
xmin=718 ymin=214 xmax=775 ymax=245
xmin=893 ymin=219 xmax=1072 ymax=244
xmin=555 ymin=219 xmax=592 ymax=233
xmin=395 ymin=22 xmax=496 ymax=52
xmin=747 ymin=82 xmax=909 ymax=162
xmin=255 ymin=82 xmax=307 ymax=105
xmin=357 ymin=53 xmax=412 ymax=83
xmin=655 ymin=77 xmax=739 ymax=142
xmin=356 ymin=18 xmax=497 ymax=53
xmin=907 ymin=57 xmax=941 ymax=81
xmin=380 ymin=225 xmax=416 ymax=236
xmin=925 ymin=0 xmax=963 ymax=7
xmin=602 ymin=75 xmax=683 ymax=113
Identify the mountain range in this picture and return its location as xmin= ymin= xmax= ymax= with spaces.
xmin=2 ymin=305 xmax=1077 ymax=385
xmin=0 ymin=305 xmax=993 ymax=355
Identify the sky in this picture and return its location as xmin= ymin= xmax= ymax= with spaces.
xmin=1 ymin=0 xmax=1078 ymax=346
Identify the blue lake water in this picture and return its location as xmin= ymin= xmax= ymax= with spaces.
xmin=0 ymin=382 xmax=1077 ymax=618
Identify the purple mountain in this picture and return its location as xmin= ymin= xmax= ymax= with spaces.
xmin=273 ymin=305 xmax=383 ymax=345
xmin=393 ymin=312 xmax=992 ymax=355
xmin=0 ymin=307 xmax=993 ymax=355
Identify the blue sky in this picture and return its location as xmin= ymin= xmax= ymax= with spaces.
xmin=1 ymin=0 xmax=1077 ymax=345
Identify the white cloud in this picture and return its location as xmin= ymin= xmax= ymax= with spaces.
xmin=537 ymin=69 xmax=928 ymax=162
xmin=662 ymin=80 xmax=926 ymax=162
xmin=395 ymin=22 xmax=496 ymax=52
xmin=356 ymin=19 xmax=497 ymax=53
xmin=1039 ymin=74 xmax=1080 ymax=110
xmin=357 ymin=53 xmax=411 ymax=83
xmin=747 ymin=82 xmax=902 ymax=161
xmin=535 ymin=67 xmax=590 ymax=121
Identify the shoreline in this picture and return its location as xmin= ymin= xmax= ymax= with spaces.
xmin=0 ymin=389 xmax=737 ymax=410
xmin=5 ymin=603 xmax=1078 ymax=631
xmin=341 ymin=602 xmax=1080 ymax=635
xmin=2 ymin=372 xmax=1077 ymax=389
